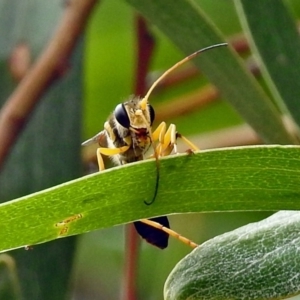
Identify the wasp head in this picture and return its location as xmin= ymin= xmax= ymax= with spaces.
xmin=114 ymin=96 xmax=155 ymax=130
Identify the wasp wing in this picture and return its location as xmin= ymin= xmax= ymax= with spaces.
xmin=81 ymin=130 xmax=108 ymax=148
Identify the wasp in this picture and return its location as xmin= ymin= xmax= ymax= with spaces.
xmin=82 ymin=43 xmax=228 ymax=249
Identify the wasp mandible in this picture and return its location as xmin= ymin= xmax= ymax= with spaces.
xmin=82 ymin=43 xmax=228 ymax=249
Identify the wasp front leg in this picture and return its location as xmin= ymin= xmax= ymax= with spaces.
xmin=151 ymin=122 xmax=199 ymax=157
xmin=177 ymin=133 xmax=199 ymax=153
xmin=96 ymin=122 xmax=131 ymax=171
xmin=96 ymin=145 xmax=129 ymax=171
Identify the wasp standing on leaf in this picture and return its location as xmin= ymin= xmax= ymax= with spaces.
xmin=82 ymin=43 xmax=228 ymax=249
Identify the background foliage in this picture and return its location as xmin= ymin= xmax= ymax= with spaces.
xmin=0 ymin=0 xmax=300 ymax=299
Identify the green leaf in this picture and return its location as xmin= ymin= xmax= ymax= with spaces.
xmin=234 ymin=0 xmax=300 ymax=129
xmin=164 ymin=211 xmax=300 ymax=300
xmin=124 ymin=0 xmax=295 ymax=144
xmin=1 ymin=145 xmax=300 ymax=253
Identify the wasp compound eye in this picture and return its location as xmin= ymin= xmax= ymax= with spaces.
xmin=114 ymin=103 xmax=130 ymax=128
xmin=148 ymin=104 xmax=155 ymax=126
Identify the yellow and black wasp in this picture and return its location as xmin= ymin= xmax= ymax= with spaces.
xmin=82 ymin=43 xmax=227 ymax=249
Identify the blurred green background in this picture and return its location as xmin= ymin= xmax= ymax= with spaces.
xmin=1 ymin=0 xmax=300 ymax=299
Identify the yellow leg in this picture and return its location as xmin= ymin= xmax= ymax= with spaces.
xmin=178 ymin=133 xmax=199 ymax=151
xmin=159 ymin=143 xmax=174 ymax=157
xmin=140 ymin=219 xmax=198 ymax=248
xmin=161 ymin=124 xmax=177 ymax=155
xmin=151 ymin=122 xmax=199 ymax=158
xmin=96 ymin=148 xmax=106 ymax=171
xmin=152 ymin=122 xmax=175 ymax=156
xmin=152 ymin=121 xmax=166 ymax=143
xmin=152 ymin=122 xmax=177 ymax=156
xmin=96 ymin=145 xmax=130 ymax=171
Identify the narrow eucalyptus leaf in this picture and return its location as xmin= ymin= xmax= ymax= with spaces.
xmin=0 ymin=145 xmax=300 ymax=253
xmin=125 ymin=0 xmax=295 ymax=144
xmin=235 ymin=0 xmax=300 ymax=129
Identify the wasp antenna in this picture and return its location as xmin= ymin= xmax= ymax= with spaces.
xmin=138 ymin=112 xmax=160 ymax=206
xmin=144 ymin=159 xmax=160 ymax=205
xmin=142 ymin=42 xmax=228 ymax=103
